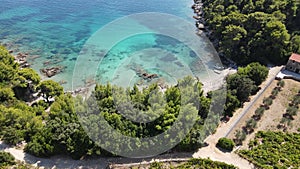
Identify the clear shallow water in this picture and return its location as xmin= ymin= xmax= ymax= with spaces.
xmin=0 ymin=0 xmax=221 ymax=90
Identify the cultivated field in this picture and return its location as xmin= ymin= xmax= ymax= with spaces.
xmin=228 ymin=79 xmax=300 ymax=149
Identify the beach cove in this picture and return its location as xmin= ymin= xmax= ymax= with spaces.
xmin=0 ymin=0 xmax=225 ymax=91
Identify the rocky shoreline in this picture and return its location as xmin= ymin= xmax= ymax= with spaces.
xmin=191 ymin=0 xmax=237 ymax=68
xmin=191 ymin=0 xmax=206 ymax=35
xmin=2 ymin=45 xmax=90 ymax=96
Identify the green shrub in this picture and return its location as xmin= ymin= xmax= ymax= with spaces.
xmin=149 ymin=162 xmax=163 ymax=169
xmin=271 ymin=88 xmax=279 ymax=97
xmin=263 ymin=97 xmax=273 ymax=108
xmin=254 ymin=107 xmax=265 ymax=118
xmin=178 ymin=158 xmax=237 ymax=169
xmin=0 ymin=151 xmax=15 ymax=167
xmin=292 ymin=95 xmax=300 ymax=105
xmin=234 ymin=130 xmax=247 ymax=145
xmin=277 ymin=80 xmax=285 ymax=88
xmin=246 ymin=119 xmax=257 ymax=129
xmin=217 ymin=138 xmax=235 ymax=151
xmin=286 ymin=106 xmax=298 ymax=116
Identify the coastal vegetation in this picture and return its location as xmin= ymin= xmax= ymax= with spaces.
xmin=202 ymin=0 xmax=300 ymax=65
xmin=0 ymin=151 xmax=15 ymax=167
xmin=222 ymin=62 xmax=268 ymax=117
xmin=239 ymin=131 xmax=300 ymax=168
xmin=0 ymin=46 xmax=216 ymax=159
xmin=0 ymin=45 xmax=272 ymax=160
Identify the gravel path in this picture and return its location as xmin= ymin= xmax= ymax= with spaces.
xmin=225 ymin=66 xmax=283 ymax=137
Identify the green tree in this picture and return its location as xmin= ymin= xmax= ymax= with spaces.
xmin=290 ymin=34 xmax=300 ymax=53
xmin=0 ymin=87 xmax=15 ymax=102
xmin=220 ymin=24 xmax=248 ymax=62
xmin=0 ymin=62 xmax=17 ymax=84
xmin=227 ymin=74 xmax=256 ymax=102
xmin=217 ymin=137 xmax=235 ymax=151
xmin=224 ymin=91 xmax=241 ymax=117
xmin=15 ymin=68 xmax=41 ymax=87
xmin=38 ymin=80 xmax=63 ymax=102
xmin=245 ymin=119 xmax=257 ymax=133
xmin=0 ymin=105 xmax=43 ymax=145
xmin=238 ymin=62 xmax=269 ymax=86
xmin=264 ymin=20 xmax=290 ymax=63
xmin=234 ymin=130 xmax=246 ymax=145
xmin=0 ymin=46 xmax=18 ymax=84
xmin=0 ymin=151 xmax=15 ymax=167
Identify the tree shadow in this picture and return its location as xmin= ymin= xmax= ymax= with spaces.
xmin=216 ymin=146 xmax=232 ymax=153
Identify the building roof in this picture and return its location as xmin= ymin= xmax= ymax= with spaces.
xmin=289 ymin=53 xmax=300 ymax=63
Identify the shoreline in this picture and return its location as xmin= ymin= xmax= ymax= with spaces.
xmin=1 ymin=0 xmax=232 ymax=95
xmin=191 ymin=0 xmax=237 ymax=68
xmin=0 ymin=1 xmax=239 ymax=169
xmin=2 ymin=41 xmax=231 ymax=97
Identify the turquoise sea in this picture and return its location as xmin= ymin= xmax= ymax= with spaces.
xmin=0 ymin=0 xmax=222 ymax=90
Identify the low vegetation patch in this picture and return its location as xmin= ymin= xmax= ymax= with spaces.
xmin=149 ymin=158 xmax=237 ymax=169
xmin=239 ymin=131 xmax=300 ymax=169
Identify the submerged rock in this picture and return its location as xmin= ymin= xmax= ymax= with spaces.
xmin=40 ymin=66 xmax=64 ymax=77
xmin=160 ymin=53 xmax=177 ymax=62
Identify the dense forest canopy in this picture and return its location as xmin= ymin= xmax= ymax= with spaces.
xmin=202 ymin=0 xmax=300 ymax=65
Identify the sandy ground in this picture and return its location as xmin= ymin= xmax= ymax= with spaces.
xmin=0 ymin=142 xmax=195 ymax=169
xmin=202 ymin=68 xmax=236 ymax=93
xmin=192 ymin=125 xmax=255 ymax=169
xmin=260 ymin=79 xmax=300 ymax=133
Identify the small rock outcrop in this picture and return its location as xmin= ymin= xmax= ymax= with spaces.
xmin=40 ymin=66 xmax=64 ymax=77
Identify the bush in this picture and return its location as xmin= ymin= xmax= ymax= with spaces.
xmin=271 ymin=88 xmax=279 ymax=97
xmin=234 ymin=130 xmax=247 ymax=145
xmin=245 ymin=119 xmax=257 ymax=133
xmin=263 ymin=97 xmax=273 ymax=109
xmin=150 ymin=162 xmax=163 ymax=169
xmin=0 ymin=151 xmax=15 ymax=167
xmin=292 ymin=95 xmax=300 ymax=105
xmin=286 ymin=106 xmax=298 ymax=116
xmin=277 ymin=80 xmax=285 ymax=88
xmin=217 ymin=137 xmax=235 ymax=151
xmin=254 ymin=107 xmax=265 ymax=119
